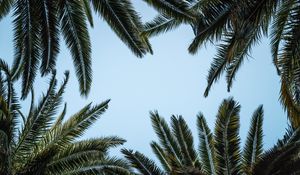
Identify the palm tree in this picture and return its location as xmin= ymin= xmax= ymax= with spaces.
xmin=0 ymin=0 xmax=153 ymax=99
xmin=123 ymin=98 xmax=300 ymax=175
xmin=0 ymin=60 xmax=132 ymax=175
xmin=142 ymin=0 xmax=300 ymax=128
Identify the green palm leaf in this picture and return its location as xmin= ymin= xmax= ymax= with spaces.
xmin=90 ymin=0 xmax=148 ymax=57
xmin=171 ymin=115 xmax=199 ymax=167
xmin=81 ymin=0 xmax=94 ymax=27
xmin=150 ymin=141 xmax=172 ymax=172
xmin=59 ymin=0 xmax=92 ymax=96
xmin=214 ymin=98 xmax=241 ymax=175
xmin=242 ymin=105 xmax=264 ymax=175
xmin=0 ymin=0 xmax=13 ymax=20
xmin=13 ymin=0 xmax=41 ymax=99
xmin=253 ymin=128 xmax=300 ymax=175
xmin=122 ymin=149 xmax=165 ymax=175
xmin=38 ymin=0 xmax=60 ymax=76
xmin=143 ymin=15 xmax=182 ymax=38
xmin=142 ymin=0 xmax=196 ymax=22
xmin=197 ymin=113 xmax=216 ymax=175
xmin=150 ymin=111 xmax=182 ymax=166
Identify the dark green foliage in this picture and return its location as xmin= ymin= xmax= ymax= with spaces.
xmin=142 ymin=0 xmax=300 ymax=128
xmin=242 ymin=106 xmax=264 ymax=174
xmin=122 ymin=149 xmax=165 ymax=175
xmin=1 ymin=0 xmax=152 ymax=98
xmin=214 ymin=98 xmax=241 ymax=175
xmin=0 ymin=60 xmax=132 ymax=175
xmin=124 ymin=98 xmax=300 ymax=175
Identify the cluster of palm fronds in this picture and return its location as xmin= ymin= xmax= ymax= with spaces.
xmin=124 ymin=98 xmax=300 ymax=175
xmin=0 ymin=0 xmax=153 ymax=98
xmin=0 ymin=61 xmax=133 ymax=174
xmin=1 ymin=0 xmax=300 ymax=174
xmin=142 ymin=0 xmax=300 ymax=128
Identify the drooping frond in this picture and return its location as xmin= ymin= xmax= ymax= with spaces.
xmin=280 ymin=77 xmax=300 ymax=128
xmin=214 ymin=98 xmax=241 ymax=175
xmin=119 ymin=0 xmax=153 ymax=54
xmin=142 ymin=0 xmax=204 ymax=38
xmin=270 ymin=0 xmax=296 ymax=73
xmin=188 ymin=0 xmax=233 ymax=54
xmin=90 ymin=0 xmax=149 ymax=57
xmin=204 ymin=33 xmax=234 ymax=97
xmin=58 ymin=0 xmax=92 ymax=96
xmin=142 ymin=0 xmax=196 ymax=22
xmin=13 ymin=0 xmax=41 ymax=99
xmin=122 ymin=149 xmax=165 ymax=175
xmin=143 ymin=14 xmax=182 ymax=38
xmin=242 ymin=105 xmax=264 ymax=175
xmin=197 ymin=113 xmax=217 ymax=175
xmin=81 ymin=0 xmax=94 ymax=27
xmin=0 ymin=0 xmax=13 ymax=20
xmin=38 ymin=0 xmax=60 ymax=76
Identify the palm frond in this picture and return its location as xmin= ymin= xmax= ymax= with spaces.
xmin=204 ymin=33 xmax=234 ymax=97
xmin=38 ymin=0 xmax=60 ymax=76
xmin=46 ymin=137 xmax=125 ymax=174
xmin=0 ymin=0 xmax=13 ymax=20
xmin=142 ymin=0 xmax=196 ymax=22
xmin=122 ymin=149 xmax=165 ymax=175
xmin=142 ymin=14 xmax=182 ymax=38
xmin=197 ymin=113 xmax=216 ymax=175
xmin=13 ymin=0 xmax=41 ymax=99
xmin=58 ymin=0 xmax=92 ymax=96
xmin=242 ymin=105 xmax=264 ymax=175
xmin=253 ymin=124 xmax=300 ymax=175
xmin=214 ymin=98 xmax=241 ymax=175
xmin=81 ymin=0 xmax=94 ymax=27
xmin=150 ymin=111 xmax=183 ymax=167
xmin=150 ymin=141 xmax=172 ymax=172
xmin=270 ymin=0 xmax=296 ymax=74
xmin=90 ymin=0 xmax=149 ymax=57
xmin=171 ymin=115 xmax=199 ymax=167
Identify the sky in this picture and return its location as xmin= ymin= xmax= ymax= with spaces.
xmin=0 ymin=1 xmax=288 ymax=160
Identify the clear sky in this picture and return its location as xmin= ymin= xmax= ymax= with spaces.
xmin=0 ymin=1 xmax=288 ymax=159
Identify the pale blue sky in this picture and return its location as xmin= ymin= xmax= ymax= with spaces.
xmin=0 ymin=1 xmax=287 ymax=158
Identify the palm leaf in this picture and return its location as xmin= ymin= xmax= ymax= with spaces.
xmin=197 ymin=113 xmax=217 ymax=175
xmin=58 ymin=0 xmax=92 ymax=96
xmin=0 ymin=0 xmax=13 ymax=20
xmin=214 ymin=98 xmax=241 ymax=175
xmin=38 ymin=0 xmax=60 ymax=76
xmin=90 ymin=0 xmax=148 ymax=57
xmin=171 ymin=115 xmax=199 ymax=167
xmin=143 ymin=14 xmax=182 ymax=38
xmin=81 ymin=0 xmax=94 ymax=27
xmin=150 ymin=111 xmax=183 ymax=167
xmin=13 ymin=0 xmax=41 ymax=99
xmin=242 ymin=105 xmax=264 ymax=175
xmin=122 ymin=149 xmax=165 ymax=175
xmin=142 ymin=0 xmax=196 ymax=22
xmin=150 ymin=141 xmax=172 ymax=172
xmin=253 ymin=131 xmax=300 ymax=175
